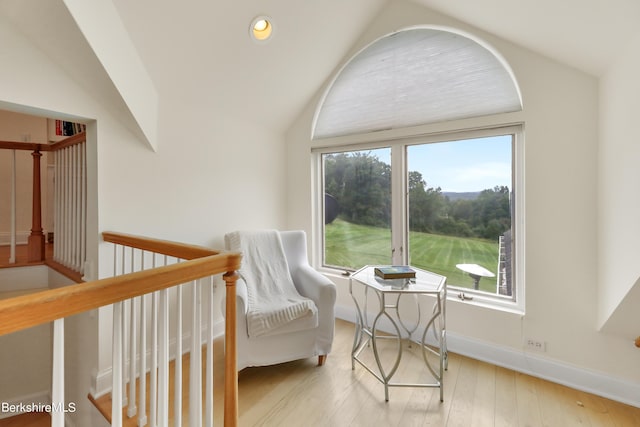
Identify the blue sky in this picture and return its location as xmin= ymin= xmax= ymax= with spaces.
xmin=373 ymin=135 xmax=512 ymax=192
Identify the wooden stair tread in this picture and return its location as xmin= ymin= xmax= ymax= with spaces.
xmin=0 ymin=412 xmax=51 ymax=427
xmin=90 ymin=340 xmax=227 ymax=427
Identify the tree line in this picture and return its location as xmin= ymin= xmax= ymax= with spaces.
xmin=324 ymin=152 xmax=511 ymax=241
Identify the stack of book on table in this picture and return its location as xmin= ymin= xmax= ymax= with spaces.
xmin=374 ymin=265 xmax=416 ymax=280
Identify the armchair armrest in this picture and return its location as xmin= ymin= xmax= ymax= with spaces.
xmin=291 ymin=265 xmax=336 ymax=307
xmin=235 ymin=277 xmax=249 ymax=315
xmin=279 ymin=229 xmax=336 ymax=305
xmin=292 ymin=265 xmax=336 ymax=352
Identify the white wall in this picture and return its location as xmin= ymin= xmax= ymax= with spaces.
xmin=91 ymin=83 xmax=291 ymax=396
xmin=0 ymin=7 xmax=288 ymax=423
xmin=0 ymin=267 xmax=51 ymax=409
xmin=0 ymin=323 xmax=51 ymax=407
xmin=0 ymin=20 xmax=99 ymax=424
xmin=597 ymin=32 xmax=640 ymax=337
xmin=0 ymin=111 xmax=50 ymax=245
xmin=96 ymin=102 xmax=288 ymax=247
xmin=287 ymin=0 xmax=640 ymax=405
xmin=0 ymin=268 xmax=79 ymax=421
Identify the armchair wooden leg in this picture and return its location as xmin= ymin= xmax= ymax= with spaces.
xmin=318 ymin=355 xmax=327 ymax=366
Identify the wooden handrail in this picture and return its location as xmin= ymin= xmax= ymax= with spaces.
xmin=102 ymin=231 xmax=219 ymax=260
xmin=0 ymin=231 xmax=241 ymax=426
xmin=0 ymin=140 xmax=45 ymax=151
xmin=0 ymin=132 xmax=86 ymax=152
xmin=0 ymin=251 xmax=241 ymax=336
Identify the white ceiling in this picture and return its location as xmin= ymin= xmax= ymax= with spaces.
xmin=1 ymin=0 xmax=639 ymax=135
xmin=108 ymin=0 xmax=389 ymax=134
xmin=413 ymin=0 xmax=640 ymax=77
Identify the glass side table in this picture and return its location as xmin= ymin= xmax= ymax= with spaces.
xmin=349 ymin=265 xmax=447 ymax=402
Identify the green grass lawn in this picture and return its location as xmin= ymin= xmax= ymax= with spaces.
xmin=325 ymin=218 xmax=499 ymax=293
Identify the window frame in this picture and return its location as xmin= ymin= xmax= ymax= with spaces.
xmin=313 ymin=124 xmax=525 ymax=313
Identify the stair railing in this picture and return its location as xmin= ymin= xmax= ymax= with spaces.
xmin=0 ymin=231 xmax=241 ymax=427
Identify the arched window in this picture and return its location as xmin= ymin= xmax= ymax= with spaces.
xmin=313 ymin=27 xmax=522 ymax=139
xmin=313 ymin=27 xmax=524 ymax=309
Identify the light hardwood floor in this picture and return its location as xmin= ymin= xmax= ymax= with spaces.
xmin=87 ymin=318 xmax=640 ymax=427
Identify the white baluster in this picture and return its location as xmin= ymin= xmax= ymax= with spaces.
xmin=112 ymin=302 xmax=123 ymax=427
xmin=138 ymin=253 xmax=148 ymax=427
xmin=76 ymin=142 xmax=83 ymax=272
xmin=70 ymin=144 xmax=77 ymax=271
xmin=128 ymin=248 xmax=138 ymax=417
xmin=57 ymin=147 xmax=65 ymax=266
xmin=174 ymin=284 xmax=183 ymax=427
xmin=205 ymin=277 xmax=214 ymax=427
xmin=113 ymin=244 xmax=117 ymax=276
xmin=64 ymin=146 xmax=71 ymax=267
xmin=80 ymin=142 xmax=87 ymax=275
xmin=190 ymin=280 xmax=202 ymax=427
xmin=51 ymin=318 xmax=65 ymax=427
xmin=53 ymin=150 xmax=60 ymax=264
xmin=9 ymin=149 xmax=16 ymax=264
xmin=122 ymin=298 xmax=129 ymax=408
xmin=56 ymin=148 xmax=62 ymax=265
xmin=158 ymin=288 xmax=170 ymax=427
xmin=66 ymin=146 xmax=72 ymax=268
xmin=150 ymin=290 xmax=158 ymax=427
xmin=122 ymin=248 xmax=129 ymax=408
xmin=55 ymin=147 xmax=65 ymax=266
xmin=75 ymin=143 xmax=81 ymax=272
xmin=128 ymin=296 xmax=138 ymax=418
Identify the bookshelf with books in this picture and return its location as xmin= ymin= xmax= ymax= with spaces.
xmin=47 ymin=119 xmax=86 ymax=142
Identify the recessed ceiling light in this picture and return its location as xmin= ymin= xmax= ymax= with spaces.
xmin=250 ymin=16 xmax=274 ymax=42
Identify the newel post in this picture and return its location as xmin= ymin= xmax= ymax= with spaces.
xmin=223 ymin=270 xmax=239 ymax=427
xmin=28 ymin=147 xmax=45 ymax=262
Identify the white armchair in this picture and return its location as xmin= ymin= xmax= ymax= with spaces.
xmin=224 ymin=230 xmax=336 ymax=370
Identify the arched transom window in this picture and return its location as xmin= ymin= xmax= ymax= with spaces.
xmin=313 ymin=27 xmax=522 ymax=139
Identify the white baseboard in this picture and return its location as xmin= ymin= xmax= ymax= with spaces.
xmin=446 ymin=329 xmax=640 ymax=408
xmin=92 ymin=304 xmax=640 ymax=409
xmin=91 ymin=319 xmax=226 ymax=399
xmin=335 ymin=305 xmax=640 ymax=408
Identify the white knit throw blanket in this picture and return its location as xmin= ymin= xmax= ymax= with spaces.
xmin=226 ymin=230 xmax=317 ymax=338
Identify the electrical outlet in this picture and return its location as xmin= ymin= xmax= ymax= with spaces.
xmin=525 ymin=338 xmax=546 ymax=352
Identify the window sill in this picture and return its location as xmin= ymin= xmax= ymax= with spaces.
xmin=319 ymin=267 xmax=352 ymax=282
xmin=447 ymin=289 xmax=524 ymax=316
xmin=320 ymin=266 xmax=524 ymax=316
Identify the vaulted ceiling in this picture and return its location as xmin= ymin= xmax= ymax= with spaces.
xmin=1 ymin=0 xmax=638 ymax=139
xmin=412 ymin=0 xmax=640 ymax=77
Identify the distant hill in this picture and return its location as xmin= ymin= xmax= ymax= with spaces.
xmin=443 ymin=191 xmax=480 ymax=201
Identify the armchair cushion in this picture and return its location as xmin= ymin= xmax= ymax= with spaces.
xmin=225 ymin=230 xmax=317 ymax=338
xmin=234 ymin=278 xmax=319 ymax=337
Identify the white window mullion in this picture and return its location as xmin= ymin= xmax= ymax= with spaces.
xmin=390 ymin=145 xmax=406 ymax=265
